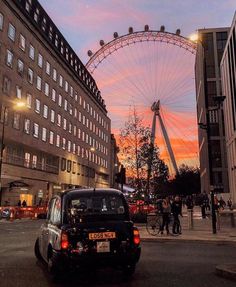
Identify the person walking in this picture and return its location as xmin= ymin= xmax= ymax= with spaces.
xmin=22 ymin=200 xmax=27 ymax=207
xmin=160 ymin=196 xmax=171 ymax=235
xmin=171 ymin=195 xmax=182 ymax=234
xmin=17 ymin=200 xmax=21 ymax=207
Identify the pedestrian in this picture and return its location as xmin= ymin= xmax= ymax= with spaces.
xmin=22 ymin=200 xmax=27 ymax=207
xmin=185 ymin=195 xmax=194 ymax=210
xmin=160 ymin=196 xmax=171 ymax=235
xmin=227 ymin=198 xmax=233 ymax=210
xmin=17 ymin=200 xmax=21 ymax=207
xmin=171 ymin=195 xmax=182 ymax=234
xmin=219 ymin=197 xmax=226 ymax=210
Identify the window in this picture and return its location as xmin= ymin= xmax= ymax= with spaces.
xmin=58 ymin=94 xmax=62 ymax=106
xmin=3 ymin=77 xmax=11 ymax=95
xmin=44 ymin=82 xmax=49 ymax=96
xmin=17 ymin=59 xmax=24 ymax=75
xmin=24 ymin=119 xmax=30 ymax=134
xmin=70 ymin=86 xmax=73 ymax=97
xmin=57 ymin=114 xmax=61 ymax=126
xmin=65 ymin=81 xmax=68 ymax=92
xmin=35 ymin=99 xmax=40 ymax=113
xmin=50 ymin=110 xmax=55 ymax=123
xmin=19 ymin=34 xmax=26 ymax=51
xmin=13 ymin=113 xmax=20 ymax=129
xmin=49 ymin=131 xmax=54 ymax=145
xmin=74 ymin=108 xmax=77 ymax=118
xmin=24 ymin=152 xmax=30 ymax=168
xmin=0 ymin=13 xmax=3 ymax=30
xmin=6 ymin=50 xmax=13 ymax=67
xmin=29 ymin=44 xmax=35 ymax=60
xmin=61 ymin=158 xmax=66 ymax=171
xmin=69 ymin=104 xmax=72 ymax=115
xmin=52 ymin=89 xmax=56 ymax=101
xmin=43 ymin=105 xmax=48 ymax=118
xmin=46 ymin=61 xmax=50 ymax=75
xmin=56 ymin=135 xmax=60 ymax=147
xmin=63 ymin=118 xmax=67 ymax=130
xmin=62 ymin=138 xmax=66 ymax=150
xmin=59 ymin=75 xmax=63 ymax=87
xmin=42 ymin=127 xmax=47 ymax=141
xmin=64 ymin=99 xmax=68 ymax=111
xmin=32 ymin=155 xmax=37 ymax=169
xmin=26 ymin=93 xmax=32 ymax=108
xmin=68 ymin=141 xmax=71 ymax=152
xmin=36 ymin=76 xmax=42 ymax=90
xmin=34 ymin=8 xmax=39 ymax=22
xmin=78 ymin=112 xmax=81 ymax=122
xmin=16 ymin=86 xmax=22 ymax=99
xmin=38 ymin=53 xmax=43 ymax=68
xmin=28 ymin=68 xmax=33 ymax=84
xmin=69 ymin=123 xmax=72 ymax=133
xmin=67 ymin=160 xmax=71 ymax=172
xmin=51 ymin=198 xmax=61 ymax=225
xmin=53 ymin=68 xmax=57 ymax=81
xmin=8 ymin=23 xmax=15 ymax=41
xmin=33 ymin=123 xmax=39 ymax=138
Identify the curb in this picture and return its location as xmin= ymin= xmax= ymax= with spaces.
xmin=140 ymin=237 xmax=236 ymax=244
xmin=216 ymin=264 xmax=236 ymax=281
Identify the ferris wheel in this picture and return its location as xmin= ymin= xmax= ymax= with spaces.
xmin=86 ymin=25 xmax=198 ymax=174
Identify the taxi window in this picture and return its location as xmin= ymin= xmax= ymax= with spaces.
xmin=70 ymin=195 xmax=125 ymax=215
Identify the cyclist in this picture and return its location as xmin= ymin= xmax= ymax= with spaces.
xmin=171 ymin=195 xmax=182 ymax=235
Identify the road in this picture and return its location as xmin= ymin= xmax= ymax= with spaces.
xmin=0 ymin=220 xmax=235 ymax=287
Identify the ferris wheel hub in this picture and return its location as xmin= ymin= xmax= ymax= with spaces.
xmin=151 ymin=100 xmax=160 ymax=115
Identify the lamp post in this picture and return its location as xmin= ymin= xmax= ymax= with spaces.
xmin=0 ymin=101 xmax=26 ymax=205
xmin=87 ymin=147 xmax=95 ymax=188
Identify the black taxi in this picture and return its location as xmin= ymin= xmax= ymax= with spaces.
xmin=34 ymin=188 xmax=141 ymax=277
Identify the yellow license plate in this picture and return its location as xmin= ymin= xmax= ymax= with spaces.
xmin=89 ymin=232 xmax=116 ymax=240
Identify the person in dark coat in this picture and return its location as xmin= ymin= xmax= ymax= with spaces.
xmin=17 ymin=200 xmax=21 ymax=207
xmin=22 ymin=200 xmax=27 ymax=207
xmin=171 ymin=195 xmax=182 ymax=234
xmin=160 ymin=196 xmax=171 ymax=235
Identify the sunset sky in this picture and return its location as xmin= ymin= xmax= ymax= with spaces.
xmin=40 ymin=0 xmax=235 ymax=172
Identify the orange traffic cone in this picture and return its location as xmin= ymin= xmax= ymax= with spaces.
xmin=10 ymin=210 xmax=14 ymax=221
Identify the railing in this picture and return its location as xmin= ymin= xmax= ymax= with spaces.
xmin=5 ymin=154 xmax=59 ymax=174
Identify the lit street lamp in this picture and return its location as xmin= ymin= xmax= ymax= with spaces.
xmin=87 ymin=147 xmax=95 ymax=188
xmin=0 ymin=101 xmax=26 ymax=205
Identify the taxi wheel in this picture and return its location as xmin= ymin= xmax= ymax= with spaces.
xmin=47 ymin=252 xmax=60 ymax=281
xmin=123 ymin=263 xmax=136 ymax=277
xmin=34 ymin=238 xmax=43 ymax=261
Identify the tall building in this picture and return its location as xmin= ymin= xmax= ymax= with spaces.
xmin=221 ymin=12 xmax=236 ymax=205
xmin=0 ymin=0 xmax=111 ymax=206
xmin=195 ymin=27 xmax=229 ymax=195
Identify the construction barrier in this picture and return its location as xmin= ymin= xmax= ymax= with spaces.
xmin=0 ymin=206 xmax=47 ymax=221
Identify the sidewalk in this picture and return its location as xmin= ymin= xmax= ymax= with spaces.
xmin=136 ymin=207 xmax=236 ymax=281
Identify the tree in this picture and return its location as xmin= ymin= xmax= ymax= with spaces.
xmin=169 ymin=164 xmax=200 ymax=196
xmin=118 ymin=109 xmax=169 ymax=198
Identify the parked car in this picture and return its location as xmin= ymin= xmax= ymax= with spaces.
xmin=34 ymin=188 xmax=141 ymax=278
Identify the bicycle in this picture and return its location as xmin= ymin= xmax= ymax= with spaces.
xmin=146 ymin=211 xmax=162 ymax=236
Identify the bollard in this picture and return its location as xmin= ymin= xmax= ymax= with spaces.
xmin=216 ymin=211 xmax=220 ymax=231
xmin=187 ymin=209 xmax=194 ymax=230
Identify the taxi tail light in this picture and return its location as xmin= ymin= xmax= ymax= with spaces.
xmin=133 ymin=227 xmax=140 ymax=245
xmin=61 ymin=231 xmax=69 ymax=250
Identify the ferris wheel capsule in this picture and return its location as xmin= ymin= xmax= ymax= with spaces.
xmin=87 ymin=50 xmax=93 ymax=57
xmin=99 ymin=40 xmax=105 ymax=46
xmin=128 ymin=27 xmax=133 ymax=34
xmin=113 ymin=32 xmax=119 ymax=38
xmin=144 ymin=25 xmax=149 ymax=31
xmin=160 ymin=25 xmax=165 ymax=32
xmin=176 ymin=29 xmax=181 ymax=36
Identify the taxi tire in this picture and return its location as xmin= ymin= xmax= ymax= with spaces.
xmin=34 ymin=238 xmax=43 ymax=261
xmin=48 ymin=252 xmax=60 ymax=281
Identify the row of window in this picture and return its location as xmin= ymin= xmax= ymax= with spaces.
xmin=0 ymin=5 xmax=106 ymax=109
xmin=1 ymin=107 xmax=108 ymax=168
xmin=4 ymin=47 xmax=109 ymax=131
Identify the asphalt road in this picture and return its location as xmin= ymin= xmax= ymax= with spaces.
xmin=0 ymin=219 xmax=235 ymax=287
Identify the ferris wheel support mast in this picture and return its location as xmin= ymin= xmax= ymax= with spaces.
xmin=151 ymin=101 xmax=179 ymax=175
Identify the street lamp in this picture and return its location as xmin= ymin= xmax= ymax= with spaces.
xmin=0 ymin=101 xmax=26 ymax=205
xmin=87 ymin=147 xmax=95 ymax=188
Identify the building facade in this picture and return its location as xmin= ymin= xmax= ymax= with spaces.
xmin=221 ymin=13 xmax=236 ymax=205
xmin=0 ymin=0 xmax=111 ymax=206
xmin=195 ymin=27 xmax=229 ymax=195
